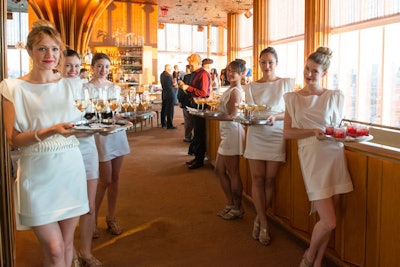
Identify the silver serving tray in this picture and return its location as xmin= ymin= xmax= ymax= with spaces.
xmin=234 ymin=117 xmax=272 ymax=126
xmin=72 ymin=119 xmax=133 ymax=134
xmin=320 ymin=134 xmax=373 ymax=142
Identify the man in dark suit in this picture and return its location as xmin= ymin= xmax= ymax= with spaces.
xmin=160 ymin=64 xmax=177 ymax=129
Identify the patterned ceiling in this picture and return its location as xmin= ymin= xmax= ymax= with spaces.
xmin=6 ymin=0 xmax=253 ymax=28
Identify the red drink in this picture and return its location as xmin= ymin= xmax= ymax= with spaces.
xmin=334 ymin=127 xmax=347 ymax=139
xmin=347 ymin=125 xmax=357 ymax=136
xmin=356 ymin=126 xmax=369 ymax=136
xmin=325 ymin=125 xmax=335 ymax=136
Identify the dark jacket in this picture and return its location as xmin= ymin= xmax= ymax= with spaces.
xmin=177 ymin=73 xmax=193 ymax=109
xmin=160 ymin=71 xmax=176 ymax=100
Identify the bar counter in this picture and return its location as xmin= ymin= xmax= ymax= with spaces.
xmin=206 ymin=119 xmax=400 ymax=267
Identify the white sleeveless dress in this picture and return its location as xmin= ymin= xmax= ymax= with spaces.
xmin=84 ymin=83 xmax=130 ymax=162
xmin=284 ymin=90 xmax=353 ymax=201
xmin=243 ymin=78 xmax=294 ymax=161
xmin=0 ymin=78 xmax=89 ymax=227
xmin=217 ymin=86 xmax=244 ymax=156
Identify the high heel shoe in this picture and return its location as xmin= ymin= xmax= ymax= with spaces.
xmin=259 ymin=227 xmax=271 ymax=246
xmin=79 ymin=252 xmax=103 ymax=267
xmin=252 ymin=221 xmax=260 ymax=240
xmin=106 ymin=216 xmax=123 ymax=235
xmin=299 ymin=249 xmax=313 ymax=267
xmin=72 ymin=256 xmax=81 ymax=267
xmin=217 ymin=205 xmax=234 ymax=217
xmin=221 ymin=208 xmax=244 ymax=220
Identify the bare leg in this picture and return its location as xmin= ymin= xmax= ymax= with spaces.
xmin=95 ymin=160 xmax=112 ymax=226
xmin=79 ymin=179 xmax=98 ymax=258
xmin=249 ymin=159 xmax=267 ymax=228
xmin=304 ymin=197 xmax=338 ymax=267
xmin=265 ymin=161 xmax=281 ymax=210
xmin=33 ymin=217 xmax=79 ymax=267
xmin=224 ymin=155 xmax=242 ymax=210
xmin=215 ymin=153 xmax=233 ymax=206
xmin=106 ymin=156 xmax=124 ymax=220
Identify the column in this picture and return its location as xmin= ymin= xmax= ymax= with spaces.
xmin=304 ymin=0 xmax=329 ymax=60
xmin=226 ymin=12 xmax=239 ymax=63
xmin=252 ymin=0 xmax=268 ymax=81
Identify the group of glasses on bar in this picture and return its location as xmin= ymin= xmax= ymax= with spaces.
xmin=73 ymin=85 xmax=148 ymax=123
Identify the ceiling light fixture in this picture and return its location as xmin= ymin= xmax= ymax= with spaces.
xmin=244 ymin=10 xmax=252 ymax=18
xmin=160 ymin=6 xmax=168 ymax=16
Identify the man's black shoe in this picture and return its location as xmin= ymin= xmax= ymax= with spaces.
xmin=188 ymin=162 xmax=204 ymax=169
xmin=186 ymin=159 xmax=196 ymax=165
xmin=167 ymin=126 xmax=177 ymax=129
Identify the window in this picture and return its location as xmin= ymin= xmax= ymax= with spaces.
xmin=6 ymin=11 xmax=29 ymax=78
xmin=329 ymin=1 xmax=400 ymax=126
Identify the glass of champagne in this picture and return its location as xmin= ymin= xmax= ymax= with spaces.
xmin=107 ymin=85 xmax=121 ymax=123
xmin=193 ymin=97 xmax=201 ymax=110
xmin=245 ymin=104 xmax=256 ymax=119
xmin=93 ymin=98 xmax=107 ymax=123
xmin=121 ymin=95 xmax=131 ymax=113
xmin=74 ymin=87 xmax=89 ymax=121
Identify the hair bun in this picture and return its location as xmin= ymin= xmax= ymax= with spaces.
xmin=316 ymin=46 xmax=333 ymax=58
xmin=32 ymin=19 xmax=56 ymax=30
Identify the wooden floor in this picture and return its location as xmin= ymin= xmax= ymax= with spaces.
xmin=15 ymin=106 xmax=336 ymax=267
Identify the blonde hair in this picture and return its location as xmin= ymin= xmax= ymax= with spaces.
xmin=26 ymin=20 xmax=65 ymax=54
xmin=307 ymin=47 xmax=332 ymax=71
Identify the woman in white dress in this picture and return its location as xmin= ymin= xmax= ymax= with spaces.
xmin=283 ymin=47 xmax=353 ymax=267
xmin=214 ymin=60 xmax=245 ymax=220
xmin=60 ymin=49 xmax=102 ymax=266
xmin=1 ymin=20 xmax=89 ymax=266
xmin=243 ymin=47 xmax=294 ymax=245
xmin=86 ymin=53 xmax=130 ymax=238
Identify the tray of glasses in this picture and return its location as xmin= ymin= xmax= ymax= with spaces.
xmin=234 ymin=117 xmax=272 ymax=126
xmin=319 ymin=134 xmax=373 ymax=143
xmin=186 ymin=106 xmax=206 ymax=116
xmin=72 ymin=119 xmax=133 ymax=134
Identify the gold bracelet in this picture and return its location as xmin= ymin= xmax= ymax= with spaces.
xmin=34 ymin=131 xmax=42 ymax=142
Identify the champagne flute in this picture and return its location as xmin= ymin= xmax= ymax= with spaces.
xmin=121 ymin=95 xmax=131 ymax=113
xmin=107 ymin=85 xmax=121 ymax=123
xmin=93 ymin=98 xmax=107 ymax=123
xmin=74 ymin=87 xmax=89 ymax=121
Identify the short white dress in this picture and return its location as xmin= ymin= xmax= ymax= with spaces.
xmin=84 ymin=83 xmax=130 ymax=162
xmin=217 ymin=86 xmax=244 ymax=156
xmin=284 ymin=90 xmax=354 ymax=201
xmin=243 ymin=78 xmax=294 ymax=161
xmin=0 ymin=78 xmax=89 ymax=227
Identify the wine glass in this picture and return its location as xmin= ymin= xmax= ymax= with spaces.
xmin=121 ymin=95 xmax=131 ymax=113
xmin=193 ymin=97 xmax=201 ymax=110
xmin=235 ymin=101 xmax=247 ymax=117
xmin=245 ymin=104 xmax=256 ymax=119
xmin=107 ymin=85 xmax=121 ymax=123
xmin=74 ymin=87 xmax=90 ymax=121
xmin=90 ymin=87 xmax=107 ymax=123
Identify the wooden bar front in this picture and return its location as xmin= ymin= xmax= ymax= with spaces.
xmin=207 ymin=120 xmax=400 ymax=267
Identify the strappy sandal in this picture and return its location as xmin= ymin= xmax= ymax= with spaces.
xmin=106 ymin=216 xmax=123 ymax=235
xmin=221 ymin=208 xmax=244 ymax=220
xmin=217 ymin=205 xmax=234 ymax=217
xmin=299 ymin=249 xmax=313 ymax=267
xmin=259 ymin=227 xmax=271 ymax=246
xmin=79 ymin=253 xmax=103 ymax=267
xmin=72 ymin=256 xmax=81 ymax=267
xmin=252 ymin=221 xmax=260 ymax=240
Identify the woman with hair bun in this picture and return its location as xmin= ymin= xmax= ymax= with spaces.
xmin=283 ymin=47 xmax=353 ymax=267
xmin=215 ymin=59 xmax=246 ymax=220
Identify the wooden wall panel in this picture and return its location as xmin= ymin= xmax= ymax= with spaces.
xmin=365 ymin=157 xmax=382 ymax=267
xmin=379 ymin=161 xmax=400 ymax=266
xmin=342 ymin=151 xmax=367 ymax=265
